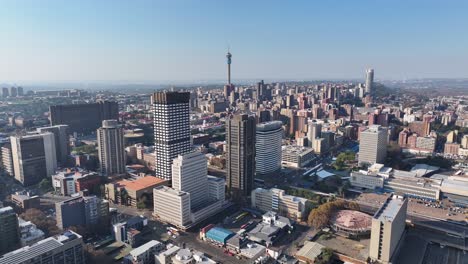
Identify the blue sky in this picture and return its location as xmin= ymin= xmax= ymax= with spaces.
xmin=1 ymin=0 xmax=467 ymax=83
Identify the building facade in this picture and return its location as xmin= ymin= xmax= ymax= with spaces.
xmin=358 ymin=125 xmax=388 ymax=165
xmin=10 ymin=133 xmax=57 ymax=186
xmin=226 ymin=114 xmax=256 ymax=202
xmin=0 ymin=207 xmax=20 ymax=255
xmin=369 ymin=195 xmax=407 ymax=264
xmin=37 ymin=125 xmax=69 ymax=165
xmin=256 ymin=121 xmax=283 ymax=175
xmin=151 ymin=92 xmax=192 ymax=180
xmin=49 ymin=100 xmax=118 ymax=134
xmin=97 ymin=120 xmax=126 ymax=176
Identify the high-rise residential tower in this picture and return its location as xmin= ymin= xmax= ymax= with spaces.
xmin=365 ymin=68 xmax=374 ymax=95
xmin=37 ymin=125 xmax=69 ymax=165
xmin=256 ymin=121 xmax=283 ymax=175
xmin=151 ymin=92 xmax=191 ymax=180
xmin=11 ymin=132 xmax=57 ymax=186
xmin=97 ymin=120 xmax=126 ymax=176
xmin=358 ymin=125 xmax=388 ymax=165
xmin=226 ymin=114 xmax=256 ymax=202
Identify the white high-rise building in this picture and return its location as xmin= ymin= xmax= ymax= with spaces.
xmin=172 ymin=151 xmax=208 ymax=208
xmin=97 ymin=120 xmax=126 ymax=176
xmin=359 ymin=125 xmax=388 ymax=165
xmin=256 ymin=121 xmax=283 ymax=175
xmin=154 ymin=151 xmax=226 ymax=229
xmin=365 ymin=68 xmax=374 ymax=95
xmin=152 ymin=92 xmax=192 ymax=180
xmin=11 ymin=132 xmax=57 ymax=186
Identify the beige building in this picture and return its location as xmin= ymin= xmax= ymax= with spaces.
xmin=97 ymin=120 xmax=126 ymax=176
xmin=251 ymin=188 xmax=307 ymax=220
xmin=358 ymin=125 xmax=388 ymax=165
xmin=105 ymin=176 xmax=168 ymax=207
xmin=369 ymin=195 xmax=407 ymax=264
xmin=153 ymin=186 xmax=192 ymax=227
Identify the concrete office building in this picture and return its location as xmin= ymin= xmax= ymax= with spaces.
xmin=55 ymin=195 xmax=109 ymax=230
xmin=152 ymin=92 xmax=191 ymax=181
xmin=281 ymin=145 xmax=315 ymax=168
xmin=226 ymin=114 xmax=256 ymax=202
xmin=97 ymin=120 xmax=126 ymax=176
xmin=153 ymin=186 xmax=192 ymax=227
xmin=251 ymin=188 xmax=308 ymax=220
xmin=172 ymin=151 xmax=208 ymax=208
xmin=0 ymin=207 xmax=20 ymax=255
xmin=125 ymin=240 xmax=164 ymax=264
xmin=365 ymin=68 xmax=374 ymax=95
xmin=358 ymin=125 xmax=388 ymax=165
xmin=256 ymin=121 xmax=283 ymax=175
xmin=350 ymin=172 xmax=385 ymax=190
xmin=369 ymin=195 xmax=407 ymax=264
xmin=49 ymin=100 xmax=118 ymax=134
xmin=0 ymin=231 xmax=84 ymax=264
xmin=37 ymin=125 xmax=69 ymax=165
xmin=154 ymin=152 xmax=226 ymax=229
xmin=11 ymin=132 xmax=57 ymax=186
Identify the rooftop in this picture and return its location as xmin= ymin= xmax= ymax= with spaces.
xmin=115 ymin=176 xmax=168 ymax=191
xmin=295 ymin=241 xmax=325 ymax=262
xmin=282 ymin=145 xmax=314 ymax=155
xmin=374 ymin=196 xmax=406 ymax=222
xmin=130 ymin=240 xmax=162 ymax=257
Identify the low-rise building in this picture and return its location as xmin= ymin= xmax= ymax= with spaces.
xmin=11 ymin=193 xmax=40 ymax=210
xmin=350 ymin=172 xmax=385 ymax=190
xmin=251 ymin=188 xmax=307 ymax=220
xmin=281 ymin=145 xmax=315 ymax=168
xmin=52 ymin=168 xmax=101 ymax=196
xmin=18 ymin=218 xmax=45 ymax=247
xmin=106 ymin=176 xmax=168 ymax=207
xmin=124 ymin=240 xmax=164 ymax=264
xmin=0 ymin=231 xmax=84 ymax=264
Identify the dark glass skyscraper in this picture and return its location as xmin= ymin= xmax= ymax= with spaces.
xmin=226 ymin=114 xmax=256 ymax=203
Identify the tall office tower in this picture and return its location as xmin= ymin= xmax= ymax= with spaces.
xmin=49 ymin=100 xmax=118 ymax=134
xmin=151 ymin=92 xmax=191 ymax=180
xmin=226 ymin=114 xmax=256 ymax=202
xmin=56 ymin=195 xmax=109 ymax=230
xmin=369 ymin=195 xmax=407 ymax=264
xmin=307 ymin=121 xmax=322 ymax=147
xmin=171 ymin=151 xmax=208 ymax=209
xmin=1 ymin=87 xmax=9 ymax=98
xmin=17 ymin=86 xmax=24 ymax=96
xmin=9 ymin=86 xmax=18 ymax=97
xmin=37 ymin=125 xmax=70 ymax=165
xmin=358 ymin=125 xmax=388 ymax=165
xmin=365 ymin=68 xmax=374 ymax=95
xmin=0 ymin=231 xmax=84 ymax=264
xmin=97 ymin=120 xmax=125 ymax=176
xmin=257 ymin=109 xmax=271 ymax=123
xmin=11 ymin=133 xmax=57 ymax=186
xmin=256 ymin=121 xmax=283 ymax=175
xmin=256 ymin=80 xmax=267 ymax=101
xmin=0 ymin=207 xmax=20 ymax=255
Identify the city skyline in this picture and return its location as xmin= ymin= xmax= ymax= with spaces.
xmin=1 ymin=1 xmax=468 ymax=83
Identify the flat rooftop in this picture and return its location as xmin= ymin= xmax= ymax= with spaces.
xmin=115 ymin=176 xmax=168 ymax=191
xmin=374 ymin=196 xmax=406 ymax=222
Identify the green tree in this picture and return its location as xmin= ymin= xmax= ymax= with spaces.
xmin=39 ymin=178 xmax=53 ymax=192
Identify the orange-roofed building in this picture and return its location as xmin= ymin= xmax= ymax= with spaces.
xmin=105 ymin=176 xmax=168 ymax=207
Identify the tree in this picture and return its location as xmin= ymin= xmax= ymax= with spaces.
xmin=307 ymin=200 xmax=359 ymax=229
xmin=315 ymin=248 xmax=334 ymax=264
xmin=39 ymin=177 xmax=53 ymax=193
xmin=84 ymin=245 xmax=115 ymax=264
xmin=21 ymin=208 xmax=60 ymax=236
